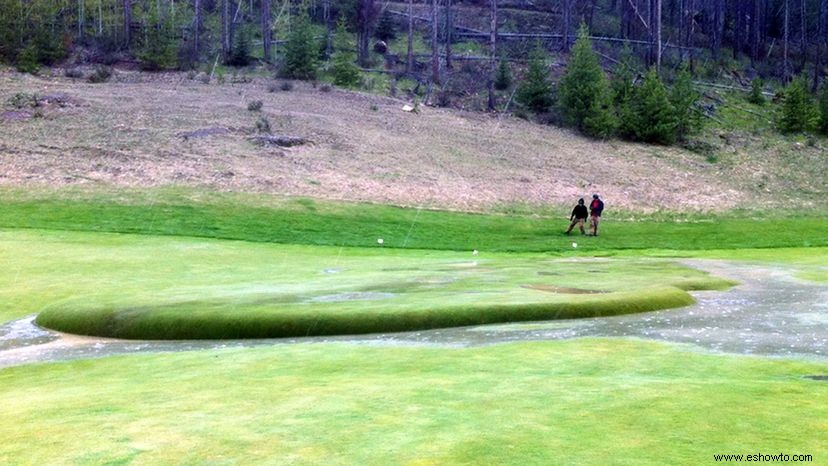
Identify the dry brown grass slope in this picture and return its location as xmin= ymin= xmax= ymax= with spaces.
xmin=0 ymin=70 xmax=825 ymax=212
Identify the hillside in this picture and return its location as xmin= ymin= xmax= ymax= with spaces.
xmin=1 ymin=69 xmax=826 ymax=212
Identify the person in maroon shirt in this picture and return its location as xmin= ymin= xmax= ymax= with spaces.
xmin=589 ymin=194 xmax=604 ymax=236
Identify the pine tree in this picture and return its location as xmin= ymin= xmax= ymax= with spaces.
xmin=629 ymin=68 xmax=677 ymax=144
xmin=283 ymin=12 xmax=319 ymax=80
xmin=611 ymin=49 xmax=637 ymax=139
xmin=559 ymin=24 xmax=616 ymax=138
xmin=330 ymin=19 xmax=360 ymax=87
xmin=818 ymin=85 xmax=828 ymax=135
xmin=670 ymin=63 xmax=702 ymax=140
xmin=374 ymin=10 xmax=396 ymax=41
xmin=494 ymin=57 xmax=512 ymax=91
xmin=748 ymin=79 xmax=766 ymax=105
xmin=227 ymin=26 xmax=253 ymax=67
xmin=515 ymin=46 xmax=553 ymax=113
xmin=777 ymin=76 xmax=815 ymax=133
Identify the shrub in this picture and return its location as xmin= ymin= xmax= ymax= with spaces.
xmin=515 ymin=46 xmax=553 ymax=113
xmin=87 ymin=65 xmax=113 ymax=83
xmin=15 ymin=44 xmax=40 ymax=74
xmin=818 ymin=85 xmax=828 ymax=135
xmin=320 ymin=84 xmax=333 ymax=93
xmin=280 ymin=81 xmax=294 ymax=91
xmin=255 ymin=117 xmax=271 ymax=134
xmin=628 ymin=68 xmax=677 ymax=144
xmin=748 ymin=79 xmax=766 ymax=105
xmin=558 ymin=24 xmax=616 ymax=138
xmin=494 ymin=57 xmax=512 ymax=91
xmin=7 ymin=93 xmax=39 ymax=109
xmin=777 ymin=76 xmax=815 ymax=134
xmin=64 ymin=68 xmax=83 ymax=79
xmin=247 ymin=100 xmax=263 ymax=111
xmin=282 ymin=12 xmax=318 ymax=80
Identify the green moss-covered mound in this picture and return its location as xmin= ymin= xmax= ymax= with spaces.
xmin=18 ymin=230 xmax=736 ymax=340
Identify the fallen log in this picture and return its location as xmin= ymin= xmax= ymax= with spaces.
xmin=249 ymin=135 xmax=309 ymax=147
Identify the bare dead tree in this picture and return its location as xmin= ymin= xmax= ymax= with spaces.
xmin=784 ymin=0 xmax=790 ymax=81
xmin=562 ymin=0 xmax=572 ymax=51
xmin=431 ymin=0 xmax=440 ymax=83
xmin=655 ymin=0 xmax=662 ymax=71
xmin=445 ymin=0 xmax=453 ymax=69
xmin=194 ymin=0 xmax=201 ymax=56
xmin=816 ymin=0 xmax=828 ymax=89
xmin=262 ymin=0 xmax=271 ymax=62
xmin=221 ymin=0 xmax=230 ymax=58
xmin=407 ymin=0 xmax=414 ymax=73
xmin=123 ymin=0 xmax=131 ymax=46
xmin=324 ymin=0 xmax=332 ymax=58
xmin=712 ymin=0 xmax=724 ymax=60
xmin=751 ymin=0 xmax=761 ymax=64
xmin=800 ymin=0 xmax=807 ymax=69
xmin=487 ymin=0 xmax=497 ymax=110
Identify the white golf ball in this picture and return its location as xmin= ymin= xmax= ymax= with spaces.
xmin=572 ymin=242 xmax=578 ymax=248
xmin=377 ymin=238 xmax=384 ymax=244
xmin=472 ymin=250 xmax=479 ymax=256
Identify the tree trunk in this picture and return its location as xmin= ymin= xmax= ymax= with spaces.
xmin=487 ymin=0 xmax=497 ymax=110
xmin=431 ymin=0 xmax=439 ymax=83
xmin=784 ymin=0 xmax=790 ymax=81
xmin=194 ymin=0 xmax=201 ymax=56
xmin=123 ymin=0 xmax=131 ymax=46
xmin=562 ymin=0 xmax=571 ymax=51
xmin=800 ymin=0 xmax=807 ymax=70
xmin=655 ymin=0 xmax=662 ymax=72
xmin=751 ymin=0 xmax=761 ymax=64
xmin=261 ymin=0 xmax=271 ymax=62
xmin=445 ymin=0 xmax=453 ymax=69
xmin=815 ymin=0 xmax=828 ymax=89
xmin=712 ymin=0 xmax=724 ymax=60
xmin=221 ymin=0 xmax=230 ymax=58
xmin=78 ymin=0 xmax=85 ymax=39
xmin=324 ymin=0 xmax=331 ymax=58
xmin=407 ymin=0 xmax=414 ymax=73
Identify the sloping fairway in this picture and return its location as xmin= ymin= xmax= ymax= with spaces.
xmin=0 ymin=230 xmax=732 ymax=339
xmin=0 ymin=339 xmax=826 ymax=464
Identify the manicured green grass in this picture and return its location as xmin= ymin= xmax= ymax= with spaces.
xmin=1 ymin=188 xmax=826 ymax=253
xmin=0 ymin=229 xmax=732 ymax=338
xmin=1 ymin=339 xmax=825 ymax=465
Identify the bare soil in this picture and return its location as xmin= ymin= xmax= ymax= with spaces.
xmin=0 ymin=69 xmax=825 ymax=212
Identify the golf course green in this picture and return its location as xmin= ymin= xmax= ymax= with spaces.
xmin=1 ymin=188 xmax=826 ymax=464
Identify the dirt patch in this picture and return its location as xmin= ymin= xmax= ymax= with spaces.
xmin=523 ymin=284 xmax=607 ymax=294
xmin=1 ymin=110 xmax=31 ymax=121
xmin=0 ymin=70 xmax=824 ymax=212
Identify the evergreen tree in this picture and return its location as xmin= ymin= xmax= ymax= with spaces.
xmin=559 ymin=24 xmax=616 ymax=138
xmin=818 ymin=85 xmax=828 ymax=135
xmin=283 ymin=12 xmax=319 ymax=80
xmin=227 ymin=27 xmax=253 ymax=67
xmin=330 ymin=19 xmax=360 ymax=87
xmin=374 ymin=10 xmax=396 ymax=41
xmin=748 ymin=79 xmax=766 ymax=105
xmin=494 ymin=57 xmax=512 ymax=91
xmin=670 ymin=64 xmax=702 ymax=140
xmin=629 ymin=68 xmax=677 ymax=144
xmin=777 ymin=76 xmax=815 ymax=133
xmin=138 ymin=17 xmax=178 ymax=71
xmin=611 ymin=49 xmax=637 ymax=139
xmin=515 ymin=46 xmax=553 ymax=113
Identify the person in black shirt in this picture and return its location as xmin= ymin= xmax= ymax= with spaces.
xmin=565 ymin=198 xmax=588 ymax=235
